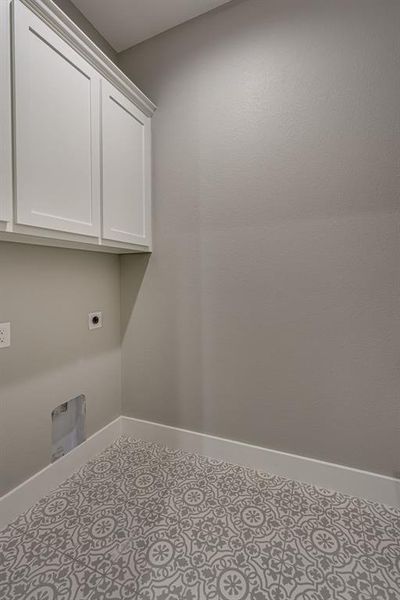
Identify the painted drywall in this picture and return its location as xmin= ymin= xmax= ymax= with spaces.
xmin=52 ymin=0 xmax=117 ymax=60
xmin=0 ymin=243 xmax=121 ymax=495
xmin=0 ymin=1 xmax=120 ymax=497
xmin=119 ymin=0 xmax=400 ymax=477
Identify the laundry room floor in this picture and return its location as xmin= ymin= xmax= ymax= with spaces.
xmin=1 ymin=437 xmax=399 ymax=600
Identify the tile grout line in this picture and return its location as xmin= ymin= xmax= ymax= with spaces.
xmin=104 ymin=444 xmax=299 ymax=590
xmin=358 ymin=499 xmax=377 ymax=600
xmin=103 ymin=490 xmax=172 ymax=584
xmin=9 ymin=519 xmax=118 ymax=585
xmin=6 ymin=441 xmax=132 ymax=586
xmin=269 ymin=478 xmax=296 ymax=595
xmin=103 ymin=447 xmax=174 ymax=583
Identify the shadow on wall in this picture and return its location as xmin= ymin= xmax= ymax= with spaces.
xmin=120 ymin=253 xmax=151 ymax=339
xmin=0 ymin=241 xmax=123 ymax=495
xmin=0 ymin=242 xmax=121 ymax=389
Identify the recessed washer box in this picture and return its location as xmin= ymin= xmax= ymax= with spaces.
xmin=0 ymin=323 xmax=11 ymax=348
xmin=51 ymin=395 xmax=86 ymax=462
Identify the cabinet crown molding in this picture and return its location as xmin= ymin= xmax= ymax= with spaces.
xmin=18 ymin=0 xmax=156 ymax=117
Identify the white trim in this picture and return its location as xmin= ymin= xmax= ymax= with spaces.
xmin=1 ymin=414 xmax=398 ymax=533
xmin=0 ymin=223 xmax=151 ymax=253
xmin=17 ymin=0 xmax=156 ymax=117
xmin=0 ymin=417 xmax=122 ymax=530
xmin=0 ymin=0 xmax=13 ymax=222
xmin=121 ymin=416 xmax=400 ymax=508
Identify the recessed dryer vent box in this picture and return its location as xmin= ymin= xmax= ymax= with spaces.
xmin=51 ymin=394 xmax=86 ymax=462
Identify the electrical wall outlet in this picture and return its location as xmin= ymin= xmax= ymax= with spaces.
xmin=0 ymin=323 xmax=11 ymax=348
xmin=88 ymin=311 xmax=102 ymax=330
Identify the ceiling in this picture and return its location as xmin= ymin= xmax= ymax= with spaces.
xmin=70 ymin=0 xmax=232 ymax=52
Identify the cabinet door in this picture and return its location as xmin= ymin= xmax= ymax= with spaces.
xmin=13 ymin=0 xmax=100 ymax=236
xmin=0 ymin=0 xmax=12 ymax=222
xmin=101 ymin=80 xmax=151 ymax=247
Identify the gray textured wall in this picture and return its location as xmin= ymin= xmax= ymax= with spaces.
xmin=0 ymin=244 xmax=121 ymax=495
xmin=119 ymin=0 xmax=400 ymax=476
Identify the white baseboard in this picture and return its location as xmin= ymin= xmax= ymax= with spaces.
xmin=1 ymin=414 xmax=398 ymax=532
xmin=121 ymin=416 xmax=400 ymax=508
xmin=0 ymin=417 xmax=122 ymax=531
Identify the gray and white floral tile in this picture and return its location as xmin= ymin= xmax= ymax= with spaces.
xmin=8 ymin=440 xmax=172 ymax=575
xmin=359 ymin=500 xmax=400 ymax=600
xmin=0 ymin=523 xmax=119 ymax=600
xmin=1 ymin=436 xmax=399 ymax=599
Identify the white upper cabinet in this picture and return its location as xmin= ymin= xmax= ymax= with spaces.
xmin=13 ymin=0 xmax=100 ymax=236
xmin=101 ymin=80 xmax=151 ymax=247
xmin=0 ymin=0 xmax=12 ymax=223
xmin=0 ymin=0 xmax=155 ymax=252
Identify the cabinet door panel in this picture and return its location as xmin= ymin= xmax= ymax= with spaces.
xmin=102 ymin=80 xmax=151 ymax=246
xmin=0 ymin=0 xmax=12 ymax=222
xmin=13 ymin=0 xmax=100 ymax=236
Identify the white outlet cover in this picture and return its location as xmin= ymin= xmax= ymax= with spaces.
xmin=0 ymin=322 xmax=11 ymax=348
xmin=88 ymin=312 xmax=102 ymax=330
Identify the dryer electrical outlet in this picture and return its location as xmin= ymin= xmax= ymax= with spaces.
xmin=88 ymin=311 xmax=102 ymax=330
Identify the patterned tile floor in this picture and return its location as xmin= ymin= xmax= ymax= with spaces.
xmin=0 ymin=437 xmax=399 ymax=600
